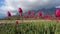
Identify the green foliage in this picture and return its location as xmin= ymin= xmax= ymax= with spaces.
xmin=0 ymin=21 xmax=60 ymax=34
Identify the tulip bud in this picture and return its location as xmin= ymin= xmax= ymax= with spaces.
xmin=55 ymin=8 xmax=60 ymax=17
xmin=38 ymin=11 xmax=43 ymax=17
xmin=7 ymin=11 xmax=11 ymax=17
xmin=16 ymin=20 xmax=19 ymax=25
xmin=56 ymin=17 xmax=60 ymax=20
xmin=25 ymin=15 xmax=29 ymax=19
xmin=44 ymin=14 xmax=49 ymax=18
xmin=18 ymin=8 xmax=23 ymax=13
xmin=27 ymin=10 xmax=31 ymax=15
xmin=32 ymin=11 xmax=35 ymax=15
xmin=44 ymin=14 xmax=52 ymax=19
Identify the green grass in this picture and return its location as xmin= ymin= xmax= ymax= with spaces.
xmin=0 ymin=20 xmax=60 ymax=34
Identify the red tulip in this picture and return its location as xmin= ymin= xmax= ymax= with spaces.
xmin=27 ymin=10 xmax=31 ymax=15
xmin=16 ymin=20 xmax=19 ymax=25
xmin=55 ymin=8 xmax=60 ymax=17
xmin=44 ymin=14 xmax=54 ymax=20
xmin=18 ymin=8 xmax=23 ymax=23
xmin=44 ymin=14 xmax=50 ymax=19
xmin=31 ymin=11 xmax=35 ymax=18
xmin=7 ymin=11 xmax=11 ymax=17
xmin=18 ymin=8 xmax=23 ymax=17
xmin=37 ymin=11 xmax=43 ymax=17
xmin=18 ymin=8 xmax=23 ymax=14
xmin=32 ymin=11 xmax=35 ymax=15
xmin=24 ymin=15 xmax=29 ymax=19
xmin=55 ymin=17 xmax=60 ymax=20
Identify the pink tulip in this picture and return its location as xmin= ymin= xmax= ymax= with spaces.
xmin=31 ymin=11 xmax=35 ymax=18
xmin=18 ymin=8 xmax=23 ymax=14
xmin=44 ymin=14 xmax=51 ymax=19
xmin=7 ymin=11 xmax=11 ymax=17
xmin=27 ymin=10 xmax=31 ymax=15
xmin=16 ymin=20 xmax=19 ymax=25
xmin=32 ymin=11 xmax=35 ymax=15
xmin=37 ymin=11 xmax=43 ymax=17
xmin=44 ymin=14 xmax=49 ymax=18
xmin=55 ymin=17 xmax=60 ymax=20
xmin=24 ymin=15 xmax=29 ymax=19
xmin=55 ymin=8 xmax=60 ymax=17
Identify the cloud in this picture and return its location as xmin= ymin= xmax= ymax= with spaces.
xmin=0 ymin=0 xmax=60 ymax=16
xmin=56 ymin=6 xmax=60 ymax=8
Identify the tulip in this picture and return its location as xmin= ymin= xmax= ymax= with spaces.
xmin=44 ymin=14 xmax=49 ymax=18
xmin=55 ymin=17 xmax=60 ymax=20
xmin=27 ymin=10 xmax=31 ymax=15
xmin=31 ymin=11 xmax=35 ymax=18
xmin=37 ymin=11 xmax=43 ymax=17
xmin=18 ymin=8 xmax=23 ymax=17
xmin=27 ymin=10 xmax=31 ymax=19
xmin=18 ymin=8 xmax=23 ymax=23
xmin=18 ymin=8 xmax=23 ymax=14
xmin=24 ymin=15 xmax=29 ymax=19
xmin=15 ymin=20 xmax=19 ymax=34
xmin=32 ymin=11 xmax=35 ymax=15
xmin=16 ymin=20 xmax=19 ymax=25
xmin=37 ymin=11 xmax=43 ymax=19
xmin=7 ymin=11 xmax=11 ymax=17
xmin=44 ymin=14 xmax=51 ymax=19
xmin=55 ymin=8 xmax=60 ymax=17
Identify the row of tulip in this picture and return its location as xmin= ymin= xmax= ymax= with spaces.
xmin=7 ymin=8 xmax=60 ymax=20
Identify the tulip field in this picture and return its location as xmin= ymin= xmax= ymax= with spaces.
xmin=0 ymin=8 xmax=60 ymax=34
xmin=0 ymin=20 xmax=60 ymax=34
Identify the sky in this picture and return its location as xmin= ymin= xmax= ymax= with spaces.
xmin=0 ymin=0 xmax=60 ymax=17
